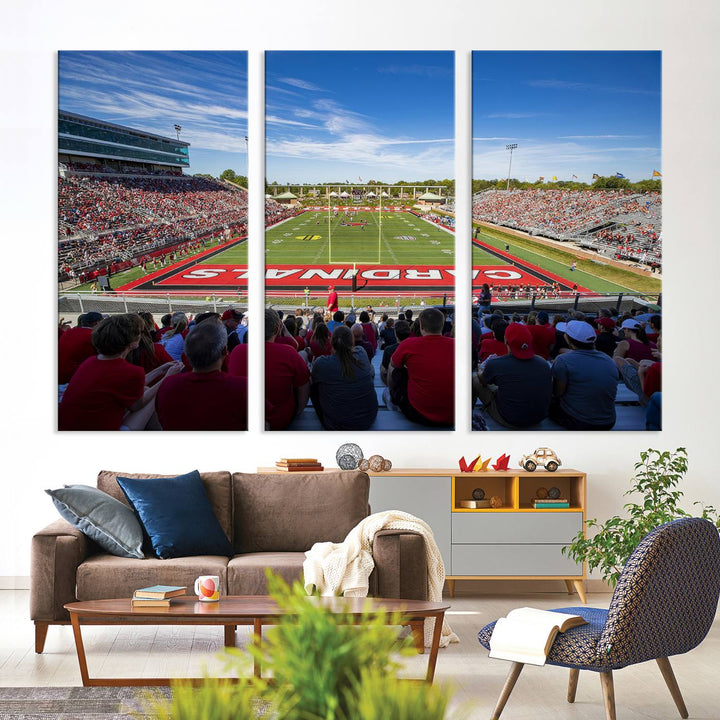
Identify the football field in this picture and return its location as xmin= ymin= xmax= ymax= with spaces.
xmin=263 ymin=210 xmax=454 ymax=266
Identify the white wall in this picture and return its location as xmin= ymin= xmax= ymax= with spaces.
xmin=1 ymin=1 xmax=718 ymax=585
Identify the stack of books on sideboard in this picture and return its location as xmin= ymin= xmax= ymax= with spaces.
xmin=131 ymin=585 xmax=186 ymax=608
xmin=275 ymin=458 xmax=324 ymax=472
xmin=532 ymin=497 xmax=570 ymax=508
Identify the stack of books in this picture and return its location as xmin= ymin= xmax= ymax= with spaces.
xmin=275 ymin=458 xmax=324 ymax=472
xmin=131 ymin=584 xmax=186 ymax=608
xmin=532 ymin=498 xmax=570 ymax=509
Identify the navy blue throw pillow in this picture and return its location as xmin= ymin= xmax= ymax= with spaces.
xmin=116 ymin=471 xmax=234 ymax=559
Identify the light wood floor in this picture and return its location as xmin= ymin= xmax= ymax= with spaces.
xmin=2 ymin=588 xmax=719 ymax=719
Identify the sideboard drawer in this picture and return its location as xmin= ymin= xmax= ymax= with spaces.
xmin=452 ymin=512 xmax=582 ymax=545
xmin=451 ymin=543 xmax=582 ymax=577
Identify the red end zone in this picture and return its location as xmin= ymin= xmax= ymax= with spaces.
xmin=147 ymin=264 xmax=556 ymax=290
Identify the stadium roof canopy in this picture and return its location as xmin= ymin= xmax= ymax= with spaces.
xmin=418 ymin=192 xmax=444 ymax=200
xmin=58 ymin=110 xmax=190 ymax=169
xmin=274 ymin=191 xmax=297 ymax=199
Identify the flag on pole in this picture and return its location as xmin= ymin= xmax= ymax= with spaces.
xmin=538 ymin=176 xmax=544 ymax=181
xmin=592 ymin=173 xmax=600 ymax=179
xmin=358 ymin=176 xmax=363 ymax=182
xmin=615 ymin=172 xmax=626 ymax=179
xmin=652 ymin=170 xmax=662 ymax=178
xmin=572 ymin=174 xmax=578 ymax=179
xmin=552 ymin=176 xmax=557 ymax=181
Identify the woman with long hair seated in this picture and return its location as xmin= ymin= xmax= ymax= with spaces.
xmin=310 ymin=325 xmax=378 ymax=430
xmin=158 ymin=311 xmax=188 ymax=361
xmin=127 ymin=311 xmax=173 ymax=373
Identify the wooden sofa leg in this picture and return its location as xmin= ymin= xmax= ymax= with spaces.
xmin=491 ymin=662 xmax=524 ymax=720
xmin=567 ymin=668 xmax=579 ymax=703
xmin=35 ymin=622 xmax=50 ymax=654
xmin=656 ymin=657 xmax=689 ymax=719
xmin=599 ymin=671 xmax=617 ymax=720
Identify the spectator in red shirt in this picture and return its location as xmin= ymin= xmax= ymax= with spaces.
xmin=526 ymin=310 xmax=556 ymax=360
xmin=58 ymin=311 xmax=104 ymax=385
xmin=59 ymin=313 xmax=182 ymax=431
xmin=156 ymin=318 xmax=247 ymax=430
xmin=479 ymin=319 xmax=509 ymax=362
xmin=327 ymin=285 xmax=339 ymax=313
xmin=263 ymin=308 xmax=310 ymax=430
xmin=389 ymin=307 xmax=454 ymax=427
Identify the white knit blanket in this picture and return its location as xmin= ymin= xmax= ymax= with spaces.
xmin=303 ymin=510 xmax=459 ymax=648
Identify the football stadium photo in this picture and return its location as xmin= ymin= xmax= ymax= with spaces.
xmin=57 ymin=51 xmax=251 ymax=431
xmin=470 ymin=51 xmax=661 ymax=432
xmin=263 ymin=51 xmax=456 ymax=432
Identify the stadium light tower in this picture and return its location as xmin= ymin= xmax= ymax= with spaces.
xmin=174 ymin=124 xmax=182 ymax=141
xmin=505 ymin=143 xmax=518 ymax=191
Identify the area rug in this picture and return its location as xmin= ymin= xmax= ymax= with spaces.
xmin=0 ymin=686 xmax=170 ymax=719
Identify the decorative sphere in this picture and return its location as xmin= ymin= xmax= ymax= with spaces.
xmin=548 ymin=486 xmax=561 ymax=499
xmin=368 ymin=455 xmax=384 ymax=472
xmin=472 ymin=488 xmax=486 ymax=500
xmin=335 ymin=443 xmax=363 ymax=470
xmin=382 ymin=459 xmax=393 ymax=471
xmin=490 ymin=495 xmax=503 ymax=508
xmin=536 ymin=487 xmax=548 ymax=499
xmin=358 ymin=459 xmax=370 ymax=471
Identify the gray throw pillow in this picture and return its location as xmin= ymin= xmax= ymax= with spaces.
xmin=46 ymin=485 xmax=144 ymax=559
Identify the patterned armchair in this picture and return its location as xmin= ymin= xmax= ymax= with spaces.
xmin=478 ymin=517 xmax=720 ymax=720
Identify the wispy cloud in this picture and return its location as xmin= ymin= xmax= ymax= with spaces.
xmin=529 ymin=78 xmax=659 ymax=96
xmin=378 ymin=64 xmax=452 ymax=78
xmin=279 ymin=77 xmax=324 ymax=91
xmin=59 ymin=52 xmax=248 ymax=158
xmin=484 ymin=112 xmax=549 ymax=119
xmin=558 ymin=134 xmax=644 ymax=140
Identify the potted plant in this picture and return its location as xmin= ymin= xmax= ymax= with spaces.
xmin=564 ymin=448 xmax=719 ymax=587
xmin=143 ymin=572 xmax=458 ymax=719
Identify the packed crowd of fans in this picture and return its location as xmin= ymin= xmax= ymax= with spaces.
xmin=58 ymin=171 xmax=248 ymax=275
xmin=59 ymin=308 xmax=250 ymax=431
xmin=472 ymin=305 xmax=661 ymax=430
xmin=58 ymin=302 xmax=456 ymax=432
xmin=472 ymin=188 xmax=661 ymax=240
xmin=263 ymin=302 xmax=455 ymax=431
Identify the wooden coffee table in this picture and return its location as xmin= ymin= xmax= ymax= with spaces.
xmin=64 ymin=595 xmax=450 ymax=687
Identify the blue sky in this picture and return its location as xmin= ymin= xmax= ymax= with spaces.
xmin=58 ymin=51 xmax=248 ymax=177
xmin=265 ymin=51 xmax=454 ymax=183
xmin=473 ymin=51 xmax=661 ymax=183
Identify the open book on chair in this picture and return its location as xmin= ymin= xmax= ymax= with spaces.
xmin=489 ymin=607 xmax=588 ymax=666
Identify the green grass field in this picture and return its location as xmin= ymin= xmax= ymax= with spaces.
xmin=474 ymin=224 xmax=662 ymax=295
xmin=263 ymin=210 xmax=454 ymax=266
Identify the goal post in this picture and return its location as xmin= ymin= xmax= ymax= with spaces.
xmin=326 ymin=187 xmax=384 ymax=265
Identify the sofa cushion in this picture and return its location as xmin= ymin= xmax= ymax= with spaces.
xmin=45 ymin=485 xmax=144 ymax=559
xmin=232 ymin=471 xmax=370 ymax=553
xmin=117 ymin=471 xmax=234 ymax=559
xmin=76 ymin=554 xmax=229 ymax=600
xmin=228 ymin=552 xmax=306 ymax=595
xmin=97 ymin=470 xmax=233 ymax=541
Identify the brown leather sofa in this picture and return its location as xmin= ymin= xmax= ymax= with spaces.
xmin=31 ymin=469 xmax=428 ymax=653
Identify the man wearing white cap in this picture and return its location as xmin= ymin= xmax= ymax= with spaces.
xmin=550 ymin=320 xmax=619 ymax=430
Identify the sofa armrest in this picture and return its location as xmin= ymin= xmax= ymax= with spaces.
xmin=369 ymin=529 xmax=428 ymax=600
xmin=30 ymin=519 xmax=90 ymax=623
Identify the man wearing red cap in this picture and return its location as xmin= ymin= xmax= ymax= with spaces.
xmin=326 ymin=285 xmax=338 ymax=313
xmin=473 ymin=323 xmax=552 ymax=428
